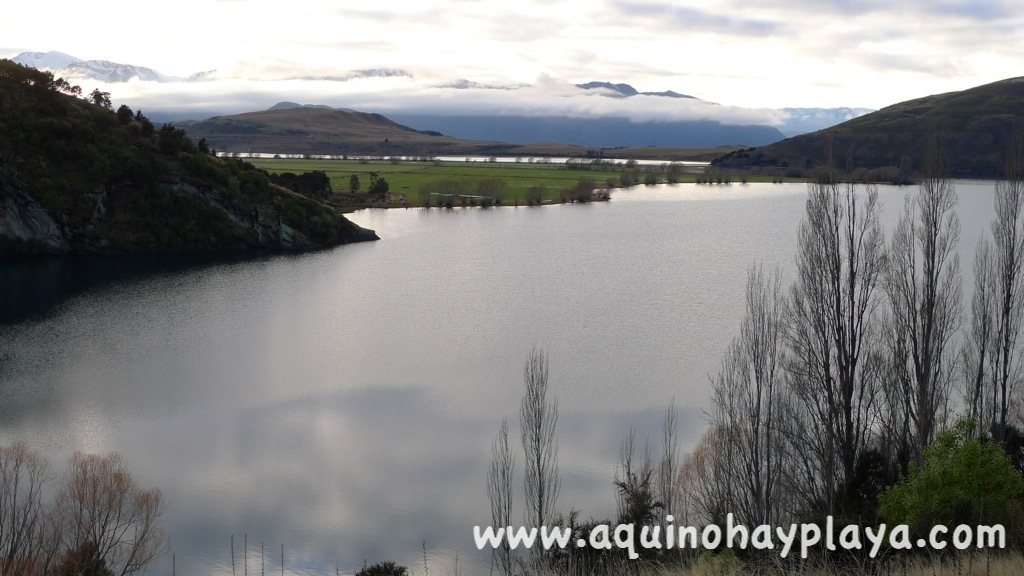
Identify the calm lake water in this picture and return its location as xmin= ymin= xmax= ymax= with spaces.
xmin=0 ymin=181 xmax=1001 ymax=575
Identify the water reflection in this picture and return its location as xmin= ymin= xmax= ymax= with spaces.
xmin=0 ymin=251 xmax=282 ymax=325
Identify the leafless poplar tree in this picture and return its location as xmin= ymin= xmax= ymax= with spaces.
xmin=520 ymin=348 xmax=559 ymax=531
xmin=706 ymin=264 xmax=785 ymax=525
xmin=657 ymin=402 xmax=679 ymax=523
xmin=964 ymin=238 xmax=997 ymax=433
xmin=487 ymin=419 xmax=515 ymax=576
xmin=964 ymin=127 xmax=1024 ymax=441
xmin=785 ymin=179 xmax=887 ymax=513
xmin=883 ymin=135 xmax=962 ymax=464
xmin=56 ymin=452 xmax=166 ymax=576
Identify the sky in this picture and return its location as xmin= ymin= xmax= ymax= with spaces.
xmin=3 ymin=0 xmax=1022 ymax=121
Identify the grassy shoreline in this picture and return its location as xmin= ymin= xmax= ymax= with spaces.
xmin=247 ymin=157 xmax=793 ymax=211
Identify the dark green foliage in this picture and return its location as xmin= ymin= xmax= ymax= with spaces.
xmin=349 ymin=173 xmax=360 ymax=193
xmin=158 ymin=123 xmax=192 ymax=156
xmin=53 ymin=77 xmax=82 ymax=97
xmin=0 ymin=58 xmax=65 ymax=91
xmin=878 ymin=419 xmax=1024 ymax=531
xmin=90 ymin=88 xmax=111 ymax=109
xmin=998 ymin=424 xmax=1024 ymax=476
xmin=569 ymin=178 xmax=597 ymax=202
xmin=355 ymin=561 xmax=407 ymax=576
xmin=115 ymin=104 xmax=134 ymax=125
xmin=834 ymin=448 xmax=897 ymax=524
xmin=368 ymin=172 xmax=389 ymax=199
xmin=614 ymin=467 xmax=662 ymax=527
xmin=269 ymin=170 xmax=332 ymax=199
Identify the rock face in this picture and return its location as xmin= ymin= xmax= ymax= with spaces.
xmin=0 ymin=166 xmax=377 ymax=258
xmin=0 ymin=176 xmax=70 ymax=253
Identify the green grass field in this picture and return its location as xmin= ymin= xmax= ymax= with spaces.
xmin=247 ymin=157 xmax=791 ymax=209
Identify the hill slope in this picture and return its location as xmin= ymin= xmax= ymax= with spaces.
xmin=181 ymin=107 xmax=546 ymax=156
xmin=184 ymin=102 xmax=786 ymax=155
xmin=714 ymin=77 xmax=1024 ymax=177
xmin=0 ymin=60 xmax=376 ymax=257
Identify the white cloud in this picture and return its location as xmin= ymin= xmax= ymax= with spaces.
xmin=2 ymin=0 xmax=1023 ymax=111
xmin=108 ymin=74 xmax=783 ymax=126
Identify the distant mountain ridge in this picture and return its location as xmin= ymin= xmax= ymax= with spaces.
xmin=778 ymin=107 xmax=874 ymax=137
xmin=11 ymin=50 xmax=210 ymax=83
xmin=713 ymin=77 xmax=1024 ymax=177
xmin=193 ymin=102 xmax=786 ymax=149
xmin=9 ymin=51 xmax=411 ymax=84
xmin=180 ymin=106 xmax=557 ymax=156
xmin=385 ymin=112 xmax=785 ymax=148
xmin=576 ymin=81 xmax=698 ymax=100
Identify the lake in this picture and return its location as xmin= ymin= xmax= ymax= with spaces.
xmin=0 ymin=181 xmax=1000 ymax=575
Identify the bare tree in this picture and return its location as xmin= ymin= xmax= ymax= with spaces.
xmin=964 ymin=238 xmax=997 ymax=434
xmin=0 ymin=443 xmax=54 ymax=576
xmin=487 ymin=419 xmax=515 ymax=576
xmin=990 ymin=128 xmax=1024 ymax=441
xmin=520 ymin=348 xmax=559 ymax=531
xmin=964 ymin=127 xmax=1024 ymax=442
xmin=56 ymin=452 xmax=166 ymax=576
xmin=785 ymin=179 xmax=887 ymax=513
xmin=883 ymin=134 xmax=962 ymax=464
xmin=678 ymin=425 xmax=732 ymax=525
xmin=706 ymin=264 xmax=785 ymax=525
xmin=739 ymin=265 xmax=785 ymax=525
xmin=705 ymin=344 xmax=743 ymax=521
xmin=657 ymin=402 xmax=679 ymax=524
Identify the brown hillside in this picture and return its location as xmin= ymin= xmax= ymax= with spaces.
xmin=714 ymin=77 xmax=1024 ymax=177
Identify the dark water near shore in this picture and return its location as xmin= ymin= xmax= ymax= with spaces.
xmin=0 ymin=181 xmax=999 ymax=574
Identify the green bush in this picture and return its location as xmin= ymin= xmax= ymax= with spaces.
xmin=878 ymin=419 xmax=1024 ymax=531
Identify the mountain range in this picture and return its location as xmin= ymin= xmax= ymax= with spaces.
xmin=10 ymin=50 xmax=873 ymax=144
xmin=383 ymin=112 xmax=785 ymax=148
xmin=11 ymin=51 xmax=211 ymax=83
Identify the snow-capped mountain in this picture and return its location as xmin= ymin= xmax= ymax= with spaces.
xmin=574 ymin=81 xmax=873 ymax=135
xmin=12 ymin=51 xmax=82 ymax=70
xmin=12 ymin=51 xmax=184 ymax=83
xmin=10 ymin=52 xmax=410 ymax=84
xmin=577 ymin=81 xmax=698 ymax=100
xmin=779 ymin=107 xmax=875 ymax=137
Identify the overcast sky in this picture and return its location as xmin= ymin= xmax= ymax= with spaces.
xmin=3 ymin=0 xmax=1022 ymax=115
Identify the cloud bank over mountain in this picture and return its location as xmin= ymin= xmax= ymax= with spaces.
xmin=11 ymin=50 xmax=871 ymax=137
xmin=13 ymin=51 xmax=777 ymax=124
